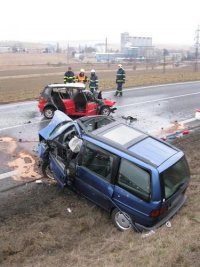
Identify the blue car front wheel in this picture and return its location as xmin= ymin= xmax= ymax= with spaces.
xmin=42 ymin=162 xmax=54 ymax=180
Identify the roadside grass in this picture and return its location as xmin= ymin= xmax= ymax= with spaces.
xmin=0 ymin=131 xmax=200 ymax=267
xmin=0 ymin=58 xmax=200 ymax=103
xmin=0 ymin=69 xmax=200 ymax=104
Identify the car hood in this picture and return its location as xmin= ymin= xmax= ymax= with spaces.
xmin=39 ymin=110 xmax=73 ymax=140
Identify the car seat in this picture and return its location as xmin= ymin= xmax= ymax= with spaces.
xmin=74 ymin=92 xmax=87 ymax=112
xmin=51 ymin=91 xmax=66 ymax=112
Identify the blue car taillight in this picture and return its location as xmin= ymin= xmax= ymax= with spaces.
xmin=150 ymin=206 xmax=169 ymax=218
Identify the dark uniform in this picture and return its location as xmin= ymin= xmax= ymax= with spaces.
xmin=114 ymin=65 xmax=126 ymax=97
xmin=64 ymin=68 xmax=75 ymax=83
xmin=89 ymin=70 xmax=99 ymax=93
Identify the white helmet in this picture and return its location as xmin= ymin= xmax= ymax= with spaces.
xmin=118 ymin=64 xmax=122 ymax=68
xmin=80 ymin=68 xmax=85 ymax=73
xmin=91 ymin=69 xmax=95 ymax=73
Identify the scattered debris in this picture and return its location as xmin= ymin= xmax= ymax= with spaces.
xmin=156 ymin=120 xmax=190 ymax=141
xmin=67 ymin=208 xmax=72 ymax=213
xmin=35 ymin=179 xmax=43 ymax=184
xmin=122 ymin=115 xmax=137 ymax=124
xmin=141 ymin=230 xmax=155 ymax=238
xmin=195 ymin=109 xmax=200 ymax=120
xmin=166 ymin=221 xmax=172 ymax=228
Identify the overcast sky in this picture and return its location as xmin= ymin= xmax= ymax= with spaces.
xmin=0 ymin=0 xmax=199 ymax=45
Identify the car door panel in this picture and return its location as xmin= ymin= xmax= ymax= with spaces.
xmin=86 ymin=102 xmax=98 ymax=115
xmin=113 ymin=185 xmax=154 ymax=224
xmin=49 ymin=153 xmax=66 ymax=187
xmin=75 ymin=166 xmax=114 ymax=211
xmin=63 ymin=99 xmax=75 ymax=115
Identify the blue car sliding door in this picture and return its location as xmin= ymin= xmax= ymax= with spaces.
xmin=75 ymin=142 xmax=116 ymax=211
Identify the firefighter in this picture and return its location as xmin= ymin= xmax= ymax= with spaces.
xmin=75 ymin=69 xmax=88 ymax=84
xmin=64 ymin=67 xmax=75 ymax=83
xmin=114 ymin=64 xmax=126 ymax=97
xmin=89 ymin=69 xmax=99 ymax=93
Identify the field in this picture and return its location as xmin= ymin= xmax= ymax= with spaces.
xmin=0 ymin=130 xmax=200 ymax=267
xmin=0 ymin=53 xmax=200 ymax=103
xmin=0 ymin=53 xmax=200 ymax=267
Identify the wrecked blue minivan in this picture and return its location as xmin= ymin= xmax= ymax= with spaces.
xmin=38 ymin=111 xmax=190 ymax=232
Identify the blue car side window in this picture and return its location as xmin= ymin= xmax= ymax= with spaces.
xmin=81 ymin=143 xmax=113 ymax=182
xmin=117 ymin=158 xmax=151 ymax=201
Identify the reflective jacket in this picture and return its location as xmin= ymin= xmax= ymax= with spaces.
xmin=89 ymin=74 xmax=98 ymax=90
xmin=75 ymin=73 xmax=88 ymax=84
xmin=64 ymin=71 xmax=75 ymax=83
xmin=116 ymin=68 xmax=125 ymax=83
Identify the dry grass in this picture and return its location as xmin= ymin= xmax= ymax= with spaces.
xmin=0 ymin=130 xmax=200 ymax=267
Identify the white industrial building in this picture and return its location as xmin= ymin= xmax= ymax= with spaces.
xmin=121 ymin=32 xmax=154 ymax=59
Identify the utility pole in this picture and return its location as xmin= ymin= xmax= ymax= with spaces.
xmin=163 ymin=48 xmax=168 ymax=73
xmin=67 ymin=43 xmax=69 ymax=65
xmin=194 ymin=25 xmax=200 ymax=72
xmin=105 ymin=37 xmax=110 ymax=67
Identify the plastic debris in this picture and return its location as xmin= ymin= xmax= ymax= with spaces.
xmin=141 ymin=230 xmax=155 ymax=238
xmin=35 ymin=179 xmax=43 ymax=183
xmin=195 ymin=109 xmax=200 ymax=120
xmin=67 ymin=208 xmax=72 ymax=213
xmin=166 ymin=221 xmax=172 ymax=228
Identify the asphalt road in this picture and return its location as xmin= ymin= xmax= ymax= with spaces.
xmin=0 ymin=80 xmax=200 ymax=133
xmin=0 ymin=80 xmax=200 ymax=190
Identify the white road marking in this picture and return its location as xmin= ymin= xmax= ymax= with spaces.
xmin=0 ymin=101 xmax=37 ymax=110
xmin=181 ymin=117 xmax=197 ymax=124
xmin=117 ymin=91 xmax=200 ymax=108
xmin=105 ymin=80 xmax=200 ymax=94
xmin=0 ymin=170 xmax=18 ymax=180
xmin=0 ymin=91 xmax=199 ymax=131
xmin=1 ymin=81 xmax=200 ymax=131
xmin=0 ymin=119 xmax=48 ymax=132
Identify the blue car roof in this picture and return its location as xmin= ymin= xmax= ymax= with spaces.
xmin=128 ymin=137 xmax=177 ymax=166
xmin=85 ymin=122 xmax=179 ymax=167
xmin=39 ymin=111 xmax=180 ymax=167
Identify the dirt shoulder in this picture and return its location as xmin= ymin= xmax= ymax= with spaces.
xmin=0 ymin=130 xmax=200 ymax=267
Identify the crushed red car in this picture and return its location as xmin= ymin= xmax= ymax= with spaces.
xmin=38 ymin=83 xmax=117 ymax=119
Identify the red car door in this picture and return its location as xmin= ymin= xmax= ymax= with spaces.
xmin=86 ymin=102 xmax=98 ymax=115
xmin=63 ymin=99 xmax=76 ymax=115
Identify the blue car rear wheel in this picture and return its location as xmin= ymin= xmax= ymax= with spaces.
xmin=111 ymin=208 xmax=132 ymax=231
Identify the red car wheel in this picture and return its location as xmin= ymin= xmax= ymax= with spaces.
xmin=100 ymin=106 xmax=110 ymax=116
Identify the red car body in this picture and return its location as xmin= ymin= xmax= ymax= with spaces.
xmin=38 ymin=83 xmax=116 ymax=119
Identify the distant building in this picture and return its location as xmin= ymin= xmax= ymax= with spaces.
xmin=0 ymin=47 xmax=12 ymax=53
xmin=121 ymin=32 xmax=154 ymax=59
xmin=96 ymin=53 xmax=124 ymax=63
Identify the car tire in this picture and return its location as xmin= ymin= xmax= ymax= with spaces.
xmin=43 ymin=106 xmax=55 ymax=119
xmin=41 ymin=162 xmax=54 ymax=180
xmin=100 ymin=106 xmax=110 ymax=116
xmin=111 ymin=208 xmax=132 ymax=231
